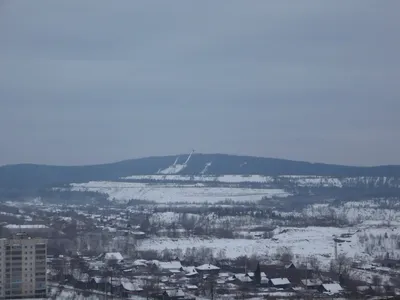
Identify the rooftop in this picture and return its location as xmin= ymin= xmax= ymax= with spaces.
xmin=196 ymin=264 xmax=220 ymax=271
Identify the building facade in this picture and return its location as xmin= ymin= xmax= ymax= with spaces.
xmin=0 ymin=233 xmax=47 ymax=299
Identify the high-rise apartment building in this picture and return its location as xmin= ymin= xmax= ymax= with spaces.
xmin=0 ymin=233 xmax=47 ymax=299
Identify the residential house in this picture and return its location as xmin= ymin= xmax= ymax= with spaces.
xmin=301 ymin=278 xmax=322 ymax=290
xmin=269 ymin=278 xmax=291 ymax=289
xmin=103 ymin=252 xmax=124 ymax=265
xmin=234 ymin=273 xmax=253 ymax=285
xmin=158 ymin=261 xmax=183 ymax=273
xmin=161 ymin=289 xmax=185 ymax=300
xmin=285 ymin=262 xmax=296 ymax=269
xmin=120 ymin=278 xmax=144 ymax=297
xmin=182 ymin=266 xmax=199 ymax=278
xmin=195 ymin=264 xmax=220 ymax=275
xmin=319 ymin=283 xmax=344 ymax=295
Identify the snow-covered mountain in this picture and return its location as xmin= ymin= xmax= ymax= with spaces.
xmin=1 ymin=153 xmax=400 ymax=192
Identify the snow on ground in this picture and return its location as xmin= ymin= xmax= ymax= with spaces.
xmin=70 ymin=181 xmax=290 ymax=204
xmin=157 ymin=152 xmax=194 ymax=175
xmin=137 ymin=225 xmax=400 ymax=268
xmin=200 ymin=162 xmax=212 ymax=174
xmin=138 ymin=226 xmax=346 ymax=266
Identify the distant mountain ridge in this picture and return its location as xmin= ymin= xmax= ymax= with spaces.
xmin=1 ymin=153 xmax=400 ymax=190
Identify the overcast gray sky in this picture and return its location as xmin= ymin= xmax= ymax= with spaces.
xmin=0 ymin=1 xmax=399 ymax=166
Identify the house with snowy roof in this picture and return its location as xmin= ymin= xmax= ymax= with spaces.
xmin=233 ymin=273 xmax=253 ymax=284
xmin=269 ymin=277 xmax=291 ymax=289
xmin=285 ymin=262 xmax=296 ymax=269
xmin=103 ymin=252 xmax=124 ymax=263
xmin=120 ymin=278 xmax=144 ymax=297
xmin=182 ymin=266 xmax=198 ymax=278
xmin=319 ymin=283 xmax=343 ymax=295
xmin=161 ymin=289 xmax=185 ymax=300
xmin=158 ymin=260 xmax=183 ymax=274
xmin=195 ymin=264 xmax=220 ymax=275
xmin=301 ymin=278 xmax=322 ymax=289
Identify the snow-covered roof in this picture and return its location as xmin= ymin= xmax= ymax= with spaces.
xmin=186 ymin=284 xmax=198 ymax=290
xmin=132 ymin=231 xmax=146 ymax=235
xmin=104 ymin=252 xmax=123 ymax=261
xmin=322 ymin=283 xmax=343 ymax=294
xmin=270 ymin=278 xmax=291 ymax=286
xmin=169 ymin=269 xmax=181 ymax=274
xmin=92 ymin=277 xmax=104 ymax=284
xmin=235 ymin=274 xmax=253 ymax=283
xmin=133 ymin=259 xmax=148 ymax=267
xmin=164 ymin=289 xmax=185 ymax=297
xmin=301 ymin=279 xmax=322 ymax=286
xmin=5 ymin=224 xmax=48 ymax=229
xmin=186 ymin=270 xmax=198 ymax=277
xmin=260 ymin=277 xmax=269 ymax=284
xmin=88 ymin=261 xmax=105 ymax=270
xmin=285 ymin=263 xmax=296 ymax=268
xmin=196 ymin=264 xmax=220 ymax=271
xmin=72 ymin=270 xmax=89 ymax=282
xmin=121 ymin=279 xmax=144 ymax=292
xmin=159 ymin=261 xmax=182 ymax=270
xmin=356 ymin=286 xmax=371 ymax=292
xmin=182 ymin=266 xmax=196 ymax=273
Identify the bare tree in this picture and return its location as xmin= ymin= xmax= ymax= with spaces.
xmin=161 ymin=248 xmax=173 ymax=261
xmin=200 ymin=275 xmax=217 ymax=300
xmin=216 ymin=248 xmax=226 ymax=261
xmin=308 ymin=255 xmax=321 ymax=276
xmin=372 ymin=275 xmax=382 ymax=287
xmin=372 ymin=275 xmax=383 ymax=295
xmin=277 ymin=246 xmax=293 ymax=264
xmin=123 ymin=235 xmax=136 ymax=258
xmin=330 ymin=253 xmax=352 ymax=283
xmin=143 ymin=272 xmax=161 ymax=300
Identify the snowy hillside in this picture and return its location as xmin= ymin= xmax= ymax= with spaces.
xmin=122 ymin=174 xmax=400 ymax=189
xmin=2 ymin=152 xmax=400 ymax=191
xmin=157 ymin=151 xmax=194 ymax=174
xmin=69 ymin=181 xmax=290 ymax=204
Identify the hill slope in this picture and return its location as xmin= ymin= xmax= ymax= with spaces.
xmin=1 ymin=153 xmax=400 ymax=190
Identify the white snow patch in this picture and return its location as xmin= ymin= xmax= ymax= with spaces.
xmin=69 ymin=181 xmax=290 ymax=204
xmin=157 ymin=152 xmax=194 ymax=175
xmin=200 ymin=162 xmax=212 ymax=175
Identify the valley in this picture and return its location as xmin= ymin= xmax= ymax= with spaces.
xmin=1 ymin=153 xmax=400 ymax=299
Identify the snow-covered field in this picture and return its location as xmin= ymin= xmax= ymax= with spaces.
xmin=69 ymin=181 xmax=290 ymax=204
xmin=137 ymin=224 xmax=400 ymax=269
xmin=138 ymin=227 xmax=344 ymax=265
